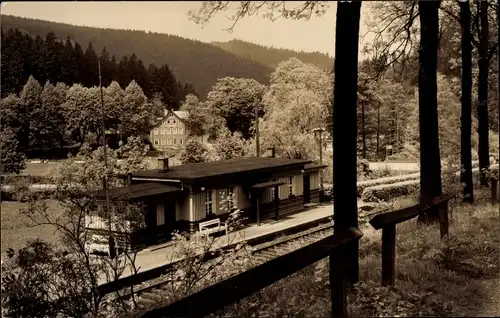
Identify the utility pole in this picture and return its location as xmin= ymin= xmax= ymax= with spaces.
xmin=395 ymin=104 xmax=400 ymax=154
xmin=361 ymin=101 xmax=366 ymax=159
xmin=313 ymin=128 xmax=325 ymax=193
xmin=319 ymin=131 xmax=324 ymax=192
xmin=98 ymin=58 xmax=114 ymax=258
xmin=376 ymin=102 xmax=380 ymax=160
xmin=255 ymin=101 xmax=260 ymax=157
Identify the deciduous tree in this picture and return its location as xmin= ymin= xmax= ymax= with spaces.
xmin=19 ymin=76 xmax=43 ymax=152
xmin=417 ymin=0 xmax=443 ymax=223
xmin=0 ymin=127 xmax=26 ymax=174
xmin=206 ymin=77 xmax=267 ymax=140
xmin=212 ymin=127 xmax=246 ymax=160
xmin=29 ymin=81 xmax=66 ymax=152
xmin=180 ymin=137 xmax=209 ymax=164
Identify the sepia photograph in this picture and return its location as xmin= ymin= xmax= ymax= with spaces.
xmin=0 ymin=1 xmax=499 ymax=317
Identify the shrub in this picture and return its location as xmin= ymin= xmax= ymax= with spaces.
xmin=357 ymin=173 xmax=420 ymax=197
xmin=362 ymin=179 xmax=420 ymax=203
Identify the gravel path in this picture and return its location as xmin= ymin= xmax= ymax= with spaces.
xmin=471 ymin=278 xmax=500 ymax=317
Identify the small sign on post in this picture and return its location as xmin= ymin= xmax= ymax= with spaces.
xmin=385 ymin=145 xmax=393 ymax=159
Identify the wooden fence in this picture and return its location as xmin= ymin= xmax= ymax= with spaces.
xmin=369 ymin=192 xmax=456 ymax=286
xmin=139 ymin=227 xmax=363 ymax=318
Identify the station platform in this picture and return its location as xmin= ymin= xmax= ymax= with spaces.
xmin=98 ymin=200 xmax=371 ymax=284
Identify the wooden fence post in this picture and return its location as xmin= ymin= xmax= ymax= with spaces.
xmin=491 ymin=177 xmax=498 ymax=204
xmin=381 ymin=224 xmax=396 ymax=286
xmin=330 ymin=244 xmax=348 ymax=318
xmin=438 ymin=202 xmax=449 ymax=238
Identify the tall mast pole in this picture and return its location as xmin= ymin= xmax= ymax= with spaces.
xmin=99 ymin=58 xmax=113 ymax=258
xmin=255 ymin=101 xmax=260 ymax=157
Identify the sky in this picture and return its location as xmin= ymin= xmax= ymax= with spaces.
xmin=1 ymin=1 xmax=372 ymax=57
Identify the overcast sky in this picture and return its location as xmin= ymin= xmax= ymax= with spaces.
xmin=1 ymin=1 xmax=372 ymax=57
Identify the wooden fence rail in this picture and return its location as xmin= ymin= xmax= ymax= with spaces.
xmin=369 ymin=192 xmax=455 ymax=286
xmin=140 ymin=227 xmax=363 ymax=318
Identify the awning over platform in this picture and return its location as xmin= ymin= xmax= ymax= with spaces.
xmin=95 ymin=182 xmax=182 ymax=200
xmin=304 ymin=163 xmax=329 ymax=171
xmin=252 ymin=180 xmax=285 ymax=189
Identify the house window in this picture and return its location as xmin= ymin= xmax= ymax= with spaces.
xmin=205 ymin=190 xmax=213 ymax=215
xmin=173 ymin=127 xmax=177 ymax=134
xmin=153 ymin=128 xmax=159 ymax=135
xmin=180 ymin=138 xmax=183 ymax=145
xmin=167 ymin=139 xmax=172 ymax=145
xmin=161 ymin=139 xmax=166 ymax=145
xmin=272 ymin=187 xmax=277 ymax=201
xmin=161 ymin=128 xmax=165 ymax=135
xmin=173 ymin=119 xmax=176 ymax=124
xmin=178 ymin=127 xmax=183 ymax=134
xmin=154 ymin=139 xmax=159 ymax=146
xmin=173 ymin=138 xmax=176 ymax=145
xmin=167 ymin=128 xmax=171 ymax=135
xmin=157 ymin=203 xmax=165 ymax=226
xmin=289 ymin=176 xmax=293 ymax=196
xmin=226 ymin=187 xmax=234 ymax=211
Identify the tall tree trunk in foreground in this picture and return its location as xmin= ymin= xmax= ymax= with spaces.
xmin=418 ymin=0 xmax=443 ymax=223
xmin=460 ymin=0 xmax=474 ymax=203
xmin=477 ymin=0 xmax=490 ymax=186
xmin=498 ymin=0 xmax=500 ymax=177
xmin=332 ymin=1 xmax=362 ymax=285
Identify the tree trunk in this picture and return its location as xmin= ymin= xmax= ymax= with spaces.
xmin=460 ymin=0 xmax=474 ymax=203
xmin=477 ymin=0 xmax=490 ymax=186
xmin=417 ymin=0 xmax=443 ymax=223
xmin=332 ymin=1 xmax=361 ymax=285
xmin=498 ymin=0 xmax=500 ymax=175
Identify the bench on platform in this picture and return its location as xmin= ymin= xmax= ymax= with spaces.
xmin=199 ymin=218 xmax=228 ymax=236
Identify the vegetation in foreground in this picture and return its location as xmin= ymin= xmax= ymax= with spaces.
xmin=209 ymin=190 xmax=499 ymax=317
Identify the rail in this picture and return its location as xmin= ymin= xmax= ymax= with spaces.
xmin=140 ymin=227 xmax=363 ymax=317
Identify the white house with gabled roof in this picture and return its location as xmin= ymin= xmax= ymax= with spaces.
xmin=150 ymin=110 xmax=190 ymax=151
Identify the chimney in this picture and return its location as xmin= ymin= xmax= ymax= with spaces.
xmin=158 ymin=157 xmax=169 ymax=171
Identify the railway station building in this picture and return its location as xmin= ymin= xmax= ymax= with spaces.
xmin=87 ymin=157 xmax=327 ymax=251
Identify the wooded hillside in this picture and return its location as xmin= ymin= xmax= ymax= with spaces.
xmin=211 ymin=39 xmax=333 ymax=70
xmin=0 ymin=15 xmax=273 ymax=98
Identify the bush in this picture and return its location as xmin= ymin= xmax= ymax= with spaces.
xmin=357 ymin=173 xmax=420 ymax=197
xmin=361 ymin=164 xmax=499 ymax=203
xmin=362 ymin=179 xmax=420 ymax=203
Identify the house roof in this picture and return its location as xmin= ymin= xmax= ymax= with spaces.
xmin=95 ymin=182 xmax=182 ymax=200
xmin=173 ymin=111 xmax=189 ymax=119
xmin=154 ymin=109 xmax=189 ymax=128
xmin=130 ymin=157 xmax=313 ymax=181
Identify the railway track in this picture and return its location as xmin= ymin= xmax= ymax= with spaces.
xmin=116 ymin=209 xmax=386 ymax=311
xmin=116 ymin=221 xmax=335 ymax=310
xmin=250 ymin=221 xmax=334 ymax=263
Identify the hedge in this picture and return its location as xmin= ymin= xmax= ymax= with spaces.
xmin=357 ymin=173 xmax=420 ymax=197
xmin=361 ymin=164 xmax=499 ymax=203
xmin=361 ymin=179 xmax=420 ymax=202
